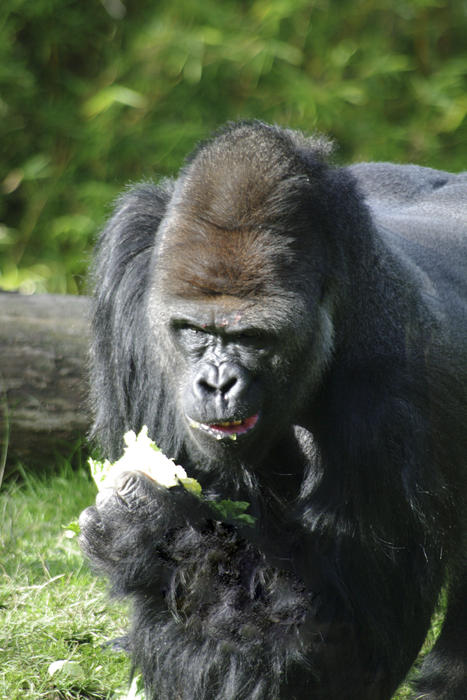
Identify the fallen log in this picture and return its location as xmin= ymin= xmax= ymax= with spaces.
xmin=0 ymin=291 xmax=91 ymax=471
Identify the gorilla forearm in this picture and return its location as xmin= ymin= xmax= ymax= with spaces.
xmin=79 ymin=474 xmax=312 ymax=698
xmin=79 ymin=471 xmax=304 ymax=613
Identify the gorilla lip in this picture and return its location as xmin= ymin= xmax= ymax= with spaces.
xmin=189 ymin=413 xmax=259 ymax=440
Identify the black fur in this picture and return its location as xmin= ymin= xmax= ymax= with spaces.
xmin=79 ymin=121 xmax=467 ymax=699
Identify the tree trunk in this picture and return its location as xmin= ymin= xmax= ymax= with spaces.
xmin=0 ymin=291 xmax=91 ymax=471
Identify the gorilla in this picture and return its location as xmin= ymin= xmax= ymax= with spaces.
xmin=79 ymin=121 xmax=467 ymax=699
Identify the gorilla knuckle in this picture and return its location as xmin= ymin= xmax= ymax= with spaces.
xmin=78 ymin=505 xmax=100 ymax=534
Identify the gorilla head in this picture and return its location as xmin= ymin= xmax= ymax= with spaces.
xmin=146 ymin=124 xmax=337 ymax=468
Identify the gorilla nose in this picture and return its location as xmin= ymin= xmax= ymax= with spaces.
xmin=194 ymin=362 xmax=247 ymax=401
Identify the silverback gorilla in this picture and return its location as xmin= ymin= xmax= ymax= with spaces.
xmin=79 ymin=121 xmax=467 ymax=699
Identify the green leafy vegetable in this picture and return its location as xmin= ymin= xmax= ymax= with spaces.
xmin=86 ymin=426 xmax=255 ymax=526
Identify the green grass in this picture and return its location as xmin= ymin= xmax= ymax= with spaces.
xmin=0 ymin=465 xmax=131 ymax=699
xmin=0 ymin=464 xmax=443 ymax=699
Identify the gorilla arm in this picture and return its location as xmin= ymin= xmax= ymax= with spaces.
xmin=79 ymin=471 xmax=315 ymax=698
xmin=79 ymin=470 xmax=390 ymax=700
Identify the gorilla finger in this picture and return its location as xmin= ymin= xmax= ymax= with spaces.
xmin=78 ymin=504 xmax=103 ymax=535
xmin=91 ymin=472 xmax=168 ymax=522
xmin=114 ymin=470 xmax=163 ymax=505
xmin=89 ymin=487 xmax=134 ymax=523
xmin=78 ymin=505 xmax=110 ymax=558
xmin=92 ymin=470 xmax=154 ymax=507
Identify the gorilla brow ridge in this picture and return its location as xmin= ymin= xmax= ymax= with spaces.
xmin=159 ymin=224 xmax=292 ymax=300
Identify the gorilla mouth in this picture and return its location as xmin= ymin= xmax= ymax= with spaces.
xmin=189 ymin=413 xmax=259 ymax=441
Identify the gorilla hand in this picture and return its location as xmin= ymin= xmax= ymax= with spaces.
xmin=79 ymin=471 xmax=209 ymax=593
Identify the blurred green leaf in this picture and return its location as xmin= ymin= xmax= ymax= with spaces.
xmin=21 ymin=154 xmax=52 ymax=181
xmin=83 ymin=86 xmax=148 ymax=117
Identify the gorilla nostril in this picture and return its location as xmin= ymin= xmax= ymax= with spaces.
xmin=196 ymin=377 xmax=217 ymax=396
xmin=220 ymin=376 xmax=237 ymax=395
xmin=195 ymin=364 xmax=241 ymax=398
xmin=197 ymin=375 xmax=237 ymax=397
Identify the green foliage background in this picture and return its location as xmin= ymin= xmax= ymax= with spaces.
xmin=1 ymin=0 xmax=466 ymax=294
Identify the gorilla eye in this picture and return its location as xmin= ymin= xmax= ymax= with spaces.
xmin=184 ymin=325 xmax=205 ymax=336
xmin=234 ymin=330 xmax=260 ymax=343
xmin=172 ymin=322 xmax=209 ymax=348
xmin=234 ymin=328 xmax=271 ymax=343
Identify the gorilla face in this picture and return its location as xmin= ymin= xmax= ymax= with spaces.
xmin=172 ymin=312 xmax=268 ymax=441
xmin=167 ymin=299 xmax=298 ymax=457
xmin=149 ymin=236 xmax=334 ymax=465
